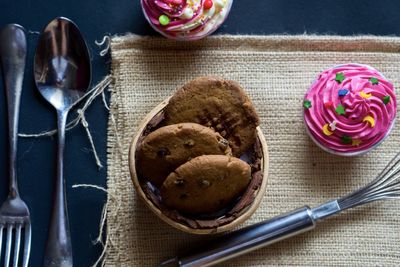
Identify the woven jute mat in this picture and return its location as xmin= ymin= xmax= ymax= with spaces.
xmin=106 ymin=35 xmax=400 ymax=266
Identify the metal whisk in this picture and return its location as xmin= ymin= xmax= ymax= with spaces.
xmin=161 ymin=153 xmax=400 ymax=267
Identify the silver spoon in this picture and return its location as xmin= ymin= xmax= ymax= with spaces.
xmin=34 ymin=17 xmax=91 ymax=267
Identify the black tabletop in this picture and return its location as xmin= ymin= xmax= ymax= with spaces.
xmin=1 ymin=1 xmax=400 ymax=266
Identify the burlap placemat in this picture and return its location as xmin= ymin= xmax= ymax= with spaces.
xmin=106 ymin=35 xmax=400 ymax=266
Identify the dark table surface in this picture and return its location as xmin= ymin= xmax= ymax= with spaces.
xmin=1 ymin=1 xmax=400 ymax=266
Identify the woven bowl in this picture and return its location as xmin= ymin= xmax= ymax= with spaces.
xmin=129 ymin=98 xmax=269 ymax=234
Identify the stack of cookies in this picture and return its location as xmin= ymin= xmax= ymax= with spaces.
xmin=135 ymin=77 xmax=261 ymax=217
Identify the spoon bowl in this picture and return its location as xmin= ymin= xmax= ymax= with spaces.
xmin=34 ymin=17 xmax=91 ymax=110
xmin=34 ymin=17 xmax=91 ymax=267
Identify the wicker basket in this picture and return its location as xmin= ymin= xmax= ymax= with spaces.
xmin=129 ymin=99 xmax=269 ymax=234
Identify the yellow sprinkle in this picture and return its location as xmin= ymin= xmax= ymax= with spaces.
xmin=363 ymin=115 xmax=375 ymax=127
xmin=360 ymin=90 xmax=372 ymax=99
xmin=352 ymin=139 xmax=362 ymax=146
xmin=322 ymin=124 xmax=333 ymax=136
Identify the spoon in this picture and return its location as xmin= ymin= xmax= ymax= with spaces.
xmin=34 ymin=17 xmax=91 ymax=267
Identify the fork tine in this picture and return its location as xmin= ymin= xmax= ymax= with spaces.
xmin=0 ymin=224 xmax=3 ymax=263
xmin=21 ymin=223 xmax=31 ymax=267
xmin=4 ymin=225 xmax=13 ymax=267
xmin=12 ymin=224 xmax=22 ymax=267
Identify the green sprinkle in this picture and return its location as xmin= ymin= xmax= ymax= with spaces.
xmin=159 ymin=15 xmax=170 ymax=26
xmin=335 ymin=72 xmax=345 ymax=83
xmin=369 ymin=77 xmax=379 ymax=85
xmin=383 ymin=95 xmax=391 ymax=105
xmin=335 ymin=104 xmax=346 ymax=115
xmin=303 ymin=100 xmax=312 ymax=109
xmin=342 ymin=135 xmax=352 ymax=144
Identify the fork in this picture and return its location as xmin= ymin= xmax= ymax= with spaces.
xmin=0 ymin=24 xmax=31 ymax=267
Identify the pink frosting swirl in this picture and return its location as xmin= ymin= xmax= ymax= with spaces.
xmin=304 ymin=64 xmax=397 ymax=155
xmin=141 ymin=0 xmax=232 ymax=40
xmin=143 ymin=0 xmax=193 ymax=22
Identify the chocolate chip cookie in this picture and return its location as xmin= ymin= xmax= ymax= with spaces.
xmin=160 ymin=155 xmax=251 ymax=214
xmin=164 ymin=76 xmax=260 ymax=156
xmin=136 ymin=123 xmax=232 ymax=187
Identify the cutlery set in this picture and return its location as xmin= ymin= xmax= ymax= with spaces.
xmin=0 ymin=17 xmax=90 ymax=267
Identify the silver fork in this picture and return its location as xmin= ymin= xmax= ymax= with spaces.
xmin=0 ymin=24 xmax=31 ymax=267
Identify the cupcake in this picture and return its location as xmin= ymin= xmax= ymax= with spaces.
xmin=141 ymin=0 xmax=233 ymax=41
xmin=303 ymin=64 xmax=397 ymax=156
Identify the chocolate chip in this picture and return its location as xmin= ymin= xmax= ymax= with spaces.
xmin=183 ymin=139 xmax=195 ymax=147
xmin=174 ymin=179 xmax=186 ymax=187
xmin=157 ymin=148 xmax=170 ymax=157
xmin=218 ymin=138 xmax=229 ymax=148
xmin=200 ymin=179 xmax=211 ymax=187
xmin=179 ymin=193 xmax=188 ymax=199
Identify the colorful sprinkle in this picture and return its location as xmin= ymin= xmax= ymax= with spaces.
xmin=335 ymin=104 xmax=346 ymax=115
xmin=383 ymin=95 xmax=391 ymax=105
xmin=338 ymin=89 xmax=349 ymax=97
xmin=329 ymin=121 xmax=337 ymax=131
xmin=323 ymin=124 xmax=333 ymax=136
xmin=303 ymin=100 xmax=312 ymax=109
xmin=180 ymin=7 xmax=194 ymax=19
xmin=352 ymin=139 xmax=362 ymax=146
xmin=370 ymin=77 xmax=379 ymax=85
xmin=204 ymin=0 xmax=214 ymax=9
xmin=335 ymin=72 xmax=345 ymax=83
xmin=363 ymin=115 xmax=375 ymax=127
xmin=159 ymin=15 xmax=170 ymax=26
xmin=324 ymin=101 xmax=333 ymax=109
xmin=359 ymin=90 xmax=372 ymax=99
xmin=342 ymin=135 xmax=352 ymax=144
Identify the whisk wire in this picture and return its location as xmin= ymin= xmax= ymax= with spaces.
xmin=338 ymin=152 xmax=400 ymax=210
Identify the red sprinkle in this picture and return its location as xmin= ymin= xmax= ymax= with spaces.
xmin=324 ymin=101 xmax=333 ymax=109
xmin=204 ymin=0 xmax=213 ymax=9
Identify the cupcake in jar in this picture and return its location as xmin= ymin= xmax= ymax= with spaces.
xmin=141 ymin=0 xmax=233 ymax=41
xmin=303 ymin=63 xmax=397 ymax=156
